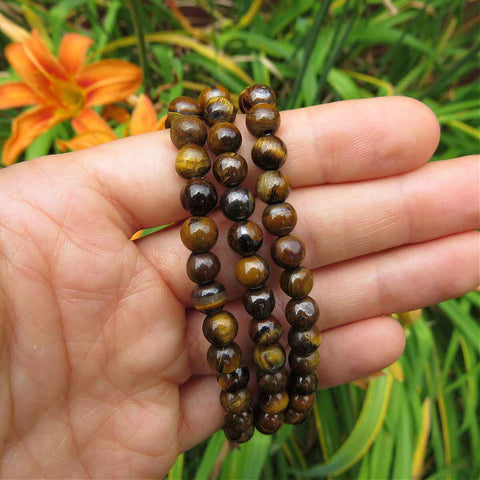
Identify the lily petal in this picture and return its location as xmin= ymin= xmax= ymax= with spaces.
xmin=71 ymin=108 xmax=115 ymax=135
xmin=1 ymin=105 xmax=69 ymax=165
xmin=77 ymin=59 xmax=142 ymax=106
xmin=0 ymin=82 xmax=41 ymax=109
xmin=129 ymin=94 xmax=157 ymax=135
xmin=57 ymin=130 xmax=117 ymax=152
xmin=59 ymin=33 xmax=93 ymax=76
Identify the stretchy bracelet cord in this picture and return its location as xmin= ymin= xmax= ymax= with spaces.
xmin=239 ymin=84 xmax=322 ymax=425
xmin=201 ymin=86 xmax=289 ymax=436
xmin=169 ymin=92 xmax=254 ymax=443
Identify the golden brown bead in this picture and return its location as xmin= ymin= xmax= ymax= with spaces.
xmin=284 ymin=408 xmax=309 ymax=425
xmin=246 ymin=103 xmax=280 ymax=137
xmin=259 ymin=391 xmax=289 ymax=414
xmin=207 ymin=342 xmax=242 ymax=374
xmin=220 ymin=388 xmax=251 ymax=413
xmin=243 ymin=286 xmax=275 ymax=318
xmin=255 ymin=410 xmax=283 ymax=435
xmin=207 ymin=122 xmax=242 ymax=155
xmin=289 ymin=372 xmax=319 ymax=395
xmin=220 ymin=187 xmax=255 ymax=221
xmin=285 ymin=296 xmax=319 ymax=330
xmin=239 ymin=84 xmax=276 ymax=113
xmin=289 ymin=350 xmax=320 ymax=375
xmin=213 ymin=153 xmax=248 ymax=187
xmin=180 ymin=178 xmax=217 ymax=216
xmin=280 ymin=267 xmax=313 ymax=298
xmin=203 ymin=310 xmax=238 ymax=345
xmin=170 ymin=115 xmax=207 ymax=149
xmin=256 ymin=170 xmax=291 ymax=204
xmin=257 ymin=369 xmax=289 ymax=394
xmin=218 ymin=366 xmax=250 ymax=393
xmin=254 ymin=343 xmax=286 ymax=373
xmin=224 ymin=408 xmax=254 ymax=442
xmin=249 ymin=316 xmax=282 ymax=345
xmin=262 ymin=202 xmax=297 ymax=236
xmin=175 ymin=144 xmax=211 ymax=179
xmin=186 ymin=252 xmax=220 ymax=284
xmin=227 ymin=221 xmax=263 ymax=256
xmin=271 ymin=235 xmax=305 ymax=270
xmin=199 ymin=84 xmax=231 ymax=109
xmin=204 ymin=96 xmax=236 ymax=126
xmin=235 ymin=255 xmax=270 ymax=289
xmin=191 ymin=281 xmax=227 ymax=313
xmin=227 ymin=424 xmax=254 ymax=443
xmin=180 ymin=216 xmax=218 ymax=252
xmin=167 ymin=96 xmax=202 ymax=125
xmin=251 ymin=135 xmax=287 ymax=171
xmin=288 ymin=325 xmax=322 ymax=355
xmin=289 ymin=392 xmax=315 ymax=412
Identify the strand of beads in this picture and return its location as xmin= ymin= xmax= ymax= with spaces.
xmin=169 ymin=93 xmax=253 ymax=443
xmin=240 ymin=84 xmax=322 ymax=425
xmin=201 ymin=86 xmax=289 ymax=436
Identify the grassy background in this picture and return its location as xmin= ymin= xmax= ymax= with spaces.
xmin=0 ymin=1 xmax=479 ymax=478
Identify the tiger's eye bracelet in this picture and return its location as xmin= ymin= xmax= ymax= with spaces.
xmin=239 ymin=84 xmax=322 ymax=425
xmin=169 ymin=93 xmax=254 ymax=443
xmin=200 ymin=86 xmax=289 ymax=436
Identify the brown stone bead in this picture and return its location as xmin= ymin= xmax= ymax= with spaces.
xmin=280 ymin=267 xmax=313 ymax=298
xmin=180 ymin=216 xmax=218 ymax=252
xmin=167 ymin=96 xmax=202 ymax=126
xmin=175 ymin=144 xmax=211 ymax=179
xmin=262 ymin=202 xmax=297 ymax=236
xmin=203 ymin=310 xmax=238 ymax=345
xmin=180 ymin=178 xmax=217 ymax=216
xmin=255 ymin=411 xmax=283 ymax=435
xmin=204 ymin=96 xmax=236 ymax=126
xmin=289 ymin=350 xmax=321 ymax=375
xmin=289 ymin=392 xmax=315 ymax=412
xmin=259 ymin=391 xmax=289 ymax=414
xmin=256 ymin=171 xmax=291 ymax=204
xmin=249 ymin=316 xmax=282 ymax=345
xmin=243 ymin=286 xmax=275 ymax=318
xmin=239 ymin=84 xmax=276 ymax=113
xmin=213 ymin=153 xmax=248 ymax=187
xmin=170 ymin=115 xmax=207 ymax=149
xmin=224 ymin=408 xmax=254 ymax=441
xmin=271 ymin=235 xmax=305 ymax=270
xmin=284 ymin=408 xmax=309 ymax=425
xmin=257 ymin=369 xmax=289 ymax=394
xmin=252 ymin=135 xmax=287 ymax=171
xmin=289 ymin=372 xmax=319 ymax=395
xmin=246 ymin=103 xmax=280 ymax=137
xmin=235 ymin=255 xmax=270 ymax=289
xmin=198 ymin=84 xmax=231 ymax=109
xmin=220 ymin=388 xmax=251 ymax=413
xmin=285 ymin=296 xmax=319 ymax=330
xmin=207 ymin=122 xmax=242 ymax=155
xmin=228 ymin=425 xmax=254 ymax=443
xmin=207 ymin=342 xmax=242 ymax=374
xmin=228 ymin=221 xmax=263 ymax=256
xmin=254 ymin=343 xmax=286 ymax=373
xmin=191 ymin=281 xmax=227 ymax=313
xmin=186 ymin=252 xmax=220 ymax=284
xmin=218 ymin=366 xmax=250 ymax=393
xmin=220 ymin=187 xmax=255 ymax=222
xmin=288 ymin=325 xmax=322 ymax=355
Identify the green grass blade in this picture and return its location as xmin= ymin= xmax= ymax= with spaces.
xmin=194 ymin=431 xmax=226 ymax=480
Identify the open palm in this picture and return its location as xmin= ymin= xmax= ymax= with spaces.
xmin=0 ymin=97 xmax=478 ymax=478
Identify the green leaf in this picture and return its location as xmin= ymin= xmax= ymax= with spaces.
xmin=194 ymin=431 xmax=226 ymax=480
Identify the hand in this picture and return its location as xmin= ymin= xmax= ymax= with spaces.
xmin=0 ymin=97 xmax=477 ymax=478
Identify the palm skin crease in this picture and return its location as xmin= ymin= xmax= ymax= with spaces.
xmin=0 ymin=97 xmax=478 ymax=478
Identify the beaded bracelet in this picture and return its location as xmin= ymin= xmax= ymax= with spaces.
xmin=200 ymin=87 xmax=289 ymax=435
xmin=239 ymin=84 xmax=322 ymax=425
xmin=169 ymin=93 xmax=254 ymax=443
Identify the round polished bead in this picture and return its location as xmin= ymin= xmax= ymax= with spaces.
xmin=175 ymin=144 xmax=211 ymax=180
xmin=271 ymin=235 xmax=305 ymax=270
xmin=252 ymin=135 xmax=287 ymax=171
xmin=227 ymin=424 xmax=254 ymax=444
xmin=213 ymin=153 xmax=248 ymax=187
xmin=167 ymin=96 xmax=202 ymax=126
xmin=243 ymin=286 xmax=275 ymax=318
xmin=170 ymin=115 xmax=207 ymax=149
xmin=256 ymin=171 xmax=291 ymax=204
xmin=186 ymin=252 xmax=220 ymax=284
xmin=224 ymin=408 xmax=254 ymax=441
xmin=207 ymin=342 xmax=242 ymax=373
xmin=204 ymin=96 xmax=236 ymax=126
xmin=249 ymin=316 xmax=282 ymax=345
xmin=199 ymin=84 xmax=231 ymax=109
xmin=288 ymin=325 xmax=322 ymax=355
xmin=239 ymin=84 xmax=276 ymax=113
xmin=289 ymin=372 xmax=319 ymax=395
xmin=289 ymin=392 xmax=315 ymax=412
xmin=246 ymin=103 xmax=280 ymax=137
xmin=280 ymin=267 xmax=313 ymax=298
xmin=289 ymin=350 xmax=320 ymax=375
xmin=257 ymin=369 xmax=289 ymax=394
xmin=262 ymin=202 xmax=297 ymax=236
xmin=220 ymin=388 xmax=251 ymax=413
xmin=192 ymin=281 xmax=227 ymax=313
xmin=235 ymin=255 xmax=270 ymax=289
xmin=254 ymin=343 xmax=286 ymax=373
xmin=255 ymin=411 xmax=283 ymax=435
xmin=180 ymin=216 xmax=218 ymax=252
xmin=220 ymin=187 xmax=255 ymax=221
xmin=180 ymin=178 xmax=217 ymax=216
xmin=228 ymin=221 xmax=263 ymax=256
xmin=203 ymin=310 xmax=238 ymax=345
xmin=218 ymin=366 xmax=250 ymax=393
xmin=284 ymin=408 xmax=309 ymax=425
xmin=207 ymin=122 xmax=242 ymax=155
xmin=285 ymin=296 xmax=319 ymax=330
xmin=259 ymin=391 xmax=289 ymax=414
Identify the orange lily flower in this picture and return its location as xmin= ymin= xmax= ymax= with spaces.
xmin=0 ymin=30 xmax=142 ymax=165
